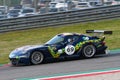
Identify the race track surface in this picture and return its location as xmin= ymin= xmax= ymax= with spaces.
xmin=0 ymin=50 xmax=120 ymax=80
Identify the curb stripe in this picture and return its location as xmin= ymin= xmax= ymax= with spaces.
xmin=16 ymin=68 xmax=120 ymax=80
xmin=0 ymin=63 xmax=11 ymax=68
xmin=40 ymin=69 xmax=120 ymax=80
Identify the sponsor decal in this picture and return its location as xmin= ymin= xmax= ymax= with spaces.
xmin=48 ymin=38 xmax=102 ymax=58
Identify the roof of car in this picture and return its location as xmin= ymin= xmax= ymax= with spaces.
xmin=58 ymin=33 xmax=81 ymax=36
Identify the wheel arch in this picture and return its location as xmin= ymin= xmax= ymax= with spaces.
xmin=29 ymin=49 xmax=45 ymax=57
xmin=82 ymin=42 xmax=97 ymax=49
xmin=78 ymin=42 xmax=97 ymax=52
xmin=79 ymin=42 xmax=97 ymax=58
xmin=29 ymin=50 xmax=45 ymax=65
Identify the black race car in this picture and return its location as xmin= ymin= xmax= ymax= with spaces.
xmin=9 ymin=30 xmax=112 ymax=66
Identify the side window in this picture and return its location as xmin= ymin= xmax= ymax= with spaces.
xmin=73 ymin=36 xmax=79 ymax=42
xmin=67 ymin=36 xmax=74 ymax=43
xmin=67 ymin=35 xmax=79 ymax=44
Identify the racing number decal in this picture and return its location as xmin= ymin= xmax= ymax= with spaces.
xmin=65 ymin=45 xmax=75 ymax=55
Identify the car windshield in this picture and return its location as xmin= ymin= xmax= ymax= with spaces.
xmin=49 ymin=8 xmax=58 ymax=12
xmin=46 ymin=35 xmax=64 ymax=44
xmin=22 ymin=9 xmax=34 ymax=13
xmin=9 ymin=10 xmax=20 ymax=13
xmin=0 ymin=6 xmax=6 ymax=9
xmin=78 ymin=3 xmax=89 ymax=7
xmin=50 ymin=3 xmax=57 ymax=7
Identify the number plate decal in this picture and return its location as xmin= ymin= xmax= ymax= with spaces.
xmin=65 ymin=45 xmax=75 ymax=55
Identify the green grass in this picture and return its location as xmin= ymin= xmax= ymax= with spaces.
xmin=0 ymin=19 xmax=120 ymax=64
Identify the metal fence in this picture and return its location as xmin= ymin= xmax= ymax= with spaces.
xmin=0 ymin=5 xmax=120 ymax=33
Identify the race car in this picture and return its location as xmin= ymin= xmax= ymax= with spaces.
xmin=9 ymin=30 xmax=112 ymax=66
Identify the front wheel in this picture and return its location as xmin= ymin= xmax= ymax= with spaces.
xmin=30 ymin=51 xmax=44 ymax=65
xmin=82 ymin=44 xmax=96 ymax=58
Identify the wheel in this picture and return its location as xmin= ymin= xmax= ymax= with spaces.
xmin=10 ymin=59 xmax=19 ymax=66
xmin=10 ymin=61 xmax=18 ymax=66
xmin=82 ymin=44 xmax=96 ymax=58
xmin=30 ymin=51 xmax=44 ymax=65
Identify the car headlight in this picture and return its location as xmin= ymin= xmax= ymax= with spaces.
xmin=19 ymin=55 xmax=28 ymax=58
xmin=9 ymin=53 xmax=15 ymax=58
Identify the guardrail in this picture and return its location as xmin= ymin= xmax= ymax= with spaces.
xmin=0 ymin=5 xmax=120 ymax=33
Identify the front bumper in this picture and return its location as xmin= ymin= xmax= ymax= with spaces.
xmin=9 ymin=58 xmax=30 ymax=65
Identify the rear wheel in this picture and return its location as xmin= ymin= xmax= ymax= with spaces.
xmin=31 ymin=51 xmax=44 ymax=65
xmin=82 ymin=44 xmax=96 ymax=58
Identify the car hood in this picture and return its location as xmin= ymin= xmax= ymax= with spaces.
xmin=9 ymin=45 xmax=44 ymax=58
xmin=15 ymin=45 xmax=43 ymax=51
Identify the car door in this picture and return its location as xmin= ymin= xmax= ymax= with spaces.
xmin=63 ymin=35 xmax=80 ymax=56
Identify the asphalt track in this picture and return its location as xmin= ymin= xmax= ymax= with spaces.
xmin=0 ymin=49 xmax=120 ymax=80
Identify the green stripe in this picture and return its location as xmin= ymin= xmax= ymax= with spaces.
xmin=0 ymin=64 xmax=3 ymax=66
xmin=110 ymin=49 xmax=120 ymax=54
xmin=48 ymin=46 xmax=60 ymax=58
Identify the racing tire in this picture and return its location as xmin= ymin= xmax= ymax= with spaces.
xmin=82 ymin=44 xmax=96 ymax=58
xmin=30 ymin=51 xmax=44 ymax=65
xmin=10 ymin=61 xmax=18 ymax=66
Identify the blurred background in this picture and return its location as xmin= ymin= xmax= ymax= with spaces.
xmin=0 ymin=0 xmax=120 ymax=19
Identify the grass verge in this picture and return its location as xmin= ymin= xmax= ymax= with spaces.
xmin=0 ymin=19 xmax=120 ymax=64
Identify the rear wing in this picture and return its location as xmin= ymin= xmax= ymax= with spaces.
xmin=86 ymin=30 xmax=112 ymax=36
